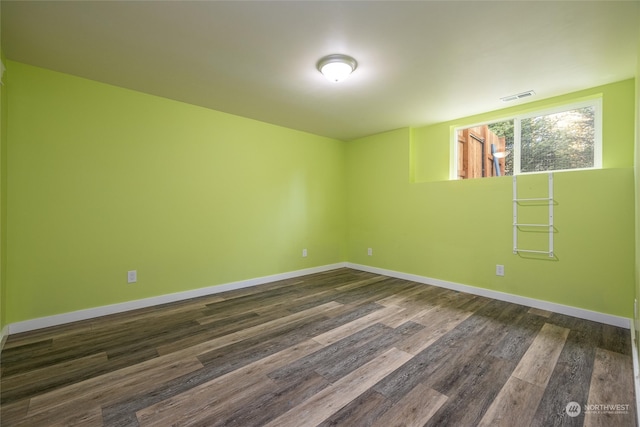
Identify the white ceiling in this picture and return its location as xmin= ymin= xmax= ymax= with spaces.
xmin=2 ymin=1 xmax=638 ymax=141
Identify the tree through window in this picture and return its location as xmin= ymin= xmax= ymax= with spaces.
xmin=520 ymin=106 xmax=596 ymax=173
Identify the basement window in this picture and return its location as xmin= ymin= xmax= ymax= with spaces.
xmin=452 ymin=99 xmax=602 ymax=179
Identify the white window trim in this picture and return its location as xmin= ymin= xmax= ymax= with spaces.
xmin=450 ymin=98 xmax=603 ymax=180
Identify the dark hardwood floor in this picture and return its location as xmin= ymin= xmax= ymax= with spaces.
xmin=0 ymin=268 xmax=636 ymax=426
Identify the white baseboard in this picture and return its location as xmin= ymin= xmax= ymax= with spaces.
xmin=7 ymin=262 xmax=348 ymax=335
xmin=4 ymin=261 xmax=630 ymax=338
xmin=630 ymin=320 xmax=640 ymax=427
xmin=347 ymin=263 xmax=631 ymax=329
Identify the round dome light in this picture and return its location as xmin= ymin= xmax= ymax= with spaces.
xmin=317 ymin=54 xmax=357 ymax=83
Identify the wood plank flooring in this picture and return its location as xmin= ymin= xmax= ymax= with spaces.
xmin=0 ymin=268 xmax=636 ymax=426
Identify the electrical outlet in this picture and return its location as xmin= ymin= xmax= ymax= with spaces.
xmin=127 ymin=270 xmax=137 ymax=284
xmin=302 ymin=248 xmax=308 ymax=257
xmin=496 ymin=265 xmax=505 ymax=276
xmin=367 ymin=248 xmax=373 ymax=256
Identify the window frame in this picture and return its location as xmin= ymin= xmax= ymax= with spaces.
xmin=450 ymin=98 xmax=603 ymax=180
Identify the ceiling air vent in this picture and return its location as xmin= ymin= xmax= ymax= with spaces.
xmin=500 ymin=90 xmax=535 ymax=102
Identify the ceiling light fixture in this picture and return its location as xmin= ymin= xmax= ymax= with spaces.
xmin=317 ymin=54 xmax=357 ymax=83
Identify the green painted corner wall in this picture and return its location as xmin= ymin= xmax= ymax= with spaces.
xmin=347 ymin=83 xmax=636 ymax=318
xmin=0 ymin=1 xmax=6 ymax=336
xmin=6 ymin=61 xmax=346 ymax=323
xmin=0 ymin=54 xmax=5 ymax=335
xmin=634 ymin=14 xmax=640 ymax=349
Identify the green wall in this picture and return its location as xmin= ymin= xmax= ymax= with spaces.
xmin=347 ymin=82 xmax=636 ymax=318
xmin=4 ymin=59 xmax=637 ymax=327
xmin=1 ymin=59 xmax=6 ymax=336
xmin=0 ymin=0 xmax=6 ymax=338
xmin=634 ymin=16 xmax=640 ymax=347
xmin=6 ymin=61 xmax=346 ymax=324
xmin=0 ymin=66 xmax=5 ymax=337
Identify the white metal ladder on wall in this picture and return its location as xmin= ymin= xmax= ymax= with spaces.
xmin=513 ymin=173 xmax=554 ymax=257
